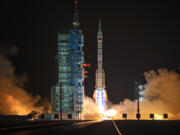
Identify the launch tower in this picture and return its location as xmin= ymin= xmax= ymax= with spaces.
xmin=51 ymin=0 xmax=85 ymax=119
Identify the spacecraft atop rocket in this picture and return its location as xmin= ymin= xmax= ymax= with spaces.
xmin=93 ymin=20 xmax=108 ymax=113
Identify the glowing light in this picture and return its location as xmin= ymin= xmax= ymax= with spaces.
xmin=93 ymin=89 xmax=117 ymax=120
xmin=155 ymin=114 xmax=163 ymax=120
xmin=137 ymin=84 xmax=146 ymax=102
xmin=98 ymin=109 xmax=117 ymax=120
xmin=105 ymin=109 xmax=117 ymax=117
xmin=6 ymin=95 xmax=30 ymax=115
xmin=99 ymin=104 xmax=105 ymax=114
xmin=93 ymin=89 xmax=107 ymax=114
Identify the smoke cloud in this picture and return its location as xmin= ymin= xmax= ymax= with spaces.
xmin=82 ymin=68 xmax=180 ymax=120
xmin=0 ymin=47 xmax=49 ymax=115
xmin=142 ymin=69 xmax=180 ymax=119
xmin=81 ymin=96 xmax=101 ymax=120
xmin=1 ymin=46 xmax=179 ymax=119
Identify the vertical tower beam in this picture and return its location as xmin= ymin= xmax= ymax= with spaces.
xmin=69 ymin=0 xmax=85 ymax=118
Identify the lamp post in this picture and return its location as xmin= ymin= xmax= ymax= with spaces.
xmin=135 ymin=81 xmax=140 ymax=120
xmin=60 ymin=83 xmax=63 ymax=120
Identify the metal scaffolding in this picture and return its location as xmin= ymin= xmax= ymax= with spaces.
xmin=51 ymin=0 xmax=85 ymax=119
xmin=69 ymin=29 xmax=84 ymax=118
xmin=51 ymin=34 xmax=74 ymax=117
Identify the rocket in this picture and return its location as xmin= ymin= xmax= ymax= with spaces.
xmin=93 ymin=20 xmax=108 ymax=112
xmin=96 ymin=20 xmax=105 ymax=90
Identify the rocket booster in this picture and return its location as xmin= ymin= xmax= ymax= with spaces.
xmin=93 ymin=20 xmax=108 ymax=112
xmin=95 ymin=20 xmax=105 ymax=89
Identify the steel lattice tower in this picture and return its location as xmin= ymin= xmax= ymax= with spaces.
xmin=51 ymin=0 xmax=84 ymax=119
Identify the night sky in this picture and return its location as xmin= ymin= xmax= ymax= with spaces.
xmin=0 ymin=0 xmax=179 ymax=104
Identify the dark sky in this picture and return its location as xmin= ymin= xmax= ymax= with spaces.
xmin=0 ymin=0 xmax=179 ymax=104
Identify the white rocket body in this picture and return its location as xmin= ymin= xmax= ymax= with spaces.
xmin=93 ymin=20 xmax=107 ymax=112
xmin=95 ymin=20 xmax=105 ymax=89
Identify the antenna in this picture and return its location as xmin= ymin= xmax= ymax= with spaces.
xmin=72 ymin=0 xmax=79 ymax=29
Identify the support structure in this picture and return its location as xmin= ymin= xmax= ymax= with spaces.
xmin=51 ymin=0 xmax=85 ymax=119
xmin=135 ymin=81 xmax=145 ymax=120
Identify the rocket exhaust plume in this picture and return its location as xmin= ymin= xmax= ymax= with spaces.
xmin=82 ymin=68 xmax=180 ymax=120
xmin=0 ymin=46 xmax=50 ymax=115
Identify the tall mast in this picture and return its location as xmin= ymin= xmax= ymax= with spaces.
xmin=72 ymin=0 xmax=79 ymax=29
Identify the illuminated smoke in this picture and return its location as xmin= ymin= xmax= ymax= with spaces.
xmin=81 ymin=96 xmax=101 ymax=120
xmin=0 ymin=47 xmax=49 ymax=115
xmin=142 ymin=69 xmax=180 ymax=119
xmin=82 ymin=68 xmax=180 ymax=120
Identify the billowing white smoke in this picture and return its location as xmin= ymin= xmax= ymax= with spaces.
xmin=142 ymin=69 xmax=180 ymax=119
xmin=82 ymin=68 xmax=180 ymax=120
xmin=81 ymin=96 xmax=101 ymax=120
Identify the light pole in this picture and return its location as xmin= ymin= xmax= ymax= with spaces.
xmin=135 ymin=81 xmax=140 ymax=120
xmin=60 ymin=83 xmax=63 ymax=120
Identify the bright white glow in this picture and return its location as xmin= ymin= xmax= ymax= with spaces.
xmin=155 ymin=114 xmax=163 ymax=120
xmin=105 ymin=109 xmax=117 ymax=117
xmin=94 ymin=89 xmax=106 ymax=114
